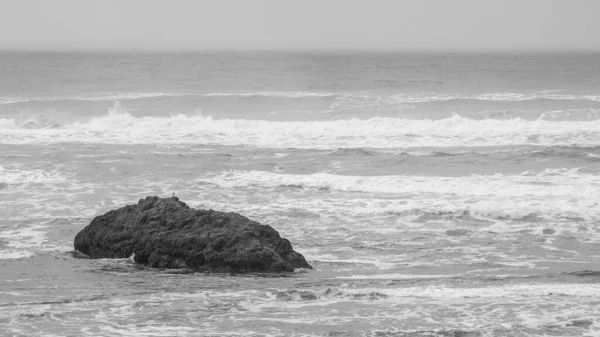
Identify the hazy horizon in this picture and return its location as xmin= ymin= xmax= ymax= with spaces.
xmin=1 ymin=0 xmax=599 ymax=52
xmin=2 ymin=45 xmax=600 ymax=54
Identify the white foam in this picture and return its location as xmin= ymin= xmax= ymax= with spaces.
xmin=339 ymin=283 xmax=600 ymax=299
xmin=195 ymin=169 xmax=600 ymax=221
xmin=539 ymin=109 xmax=600 ymax=121
xmin=0 ymin=97 xmax=30 ymax=104
xmin=388 ymin=91 xmax=600 ymax=103
xmin=0 ymin=166 xmax=69 ymax=185
xmin=61 ymin=113 xmax=600 ymax=149
xmin=312 ymin=258 xmax=396 ymax=270
xmin=201 ymin=91 xmax=336 ymax=98
xmin=332 ymin=274 xmax=456 ymax=279
xmin=0 ymin=250 xmax=35 ymax=260
xmin=1 ymin=225 xmax=48 ymax=249
xmin=0 ymin=118 xmax=17 ymax=128
xmin=96 ymin=324 xmax=199 ymax=337
xmin=0 ymin=291 xmax=25 ymax=296
xmin=3 ymin=107 xmax=600 ymax=148
xmin=198 ymin=169 xmax=600 ymax=198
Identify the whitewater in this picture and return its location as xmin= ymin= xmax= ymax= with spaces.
xmin=1 ymin=51 xmax=600 ymax=336
xmin=3 ymin=105 xmax=600 ymax=148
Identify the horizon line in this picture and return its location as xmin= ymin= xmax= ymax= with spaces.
xmin=2 ymin=46 xmax=600 ymax=54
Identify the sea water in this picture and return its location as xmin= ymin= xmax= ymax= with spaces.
xmin=1 ymin=51 xmax=600 ymax=336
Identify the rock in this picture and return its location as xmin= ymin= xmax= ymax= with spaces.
xmin=542 ymin=228 xmax=556 ymax=235
xmin=74 ymin=196 xmax=311 ymax=272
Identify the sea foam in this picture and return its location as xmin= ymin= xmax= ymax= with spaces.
xmin=334 ymin=283 xmax=600 ymax=299
xmin=194 ymin=169 xmax=600 ymax=221
xmin=198 ymin=169 xmax=599 ymax=198
xmin=2 ymin=108 xmax=600 ymax=148
xmin=0 ymin=166 xmax=69 ymax=185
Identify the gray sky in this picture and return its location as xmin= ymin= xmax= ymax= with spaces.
xmin=0 ymin=0 xmax=599 ymax=51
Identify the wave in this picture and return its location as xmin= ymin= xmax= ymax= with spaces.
xmin=538 ymin=109 xmax=600 ymax=121
xmin=2 ymin=90 xmax=600 ymax=105
xmin=0 ymin=91 xmax=339 ymax=105
xmin=200 ymin=91 xmax=337 ymax=98
xmin=197 ymin=194 xmax=595 ymax=223
xmin=387 ymin=92 xmax=600 ymax=103
xmin=0 ymin=250 xmax=35 ymax=260
xmin=0 ymin=92 xmax=183 ymax=104
xmin=193 ymin=168 xmax=600 ymax=221
xmin=525 ymin=147 xmax=600 ymax=161
xmin=330 ymin=283 xmax=600 ymax=300
xmin=0 ymin=118 xmax=16 ymax=128
xmin=197 ymin=168 xmax=599 ymax=197
xmin=0 ymin=222 xmax=68 ymax=260
xmin=328 ymin=148 xmax=377 ymax=156
xmin=17 ymin=115 xmax=61 ymax=129
xmin=389 ymin=146 xmax=600 ymax=162
xmin=0 ymin=166 xmax=70 ymax=185
xmin=3 ymin=105 xmax=600 ymax=147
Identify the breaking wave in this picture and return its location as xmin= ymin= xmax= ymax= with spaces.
xmin=0 ymin=166 xmax=70 ymax=185
xmin=1 ymin=90 xmax=600 ymax=105
xmin=194 ymin=168 xmax=600 ymax=221
xmin=2 ymin=104 xmax=600 ymax=148
xmin=330 ymin=283 xmax=600 ymax=299
xmin=198 ymin=168 xmax=599 ymax=197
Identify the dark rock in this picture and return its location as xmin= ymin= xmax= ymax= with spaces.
xmin=74 ymin=196 xmax=311 ymax=272
xmin=542 ymin=228 xmax=556 ymax=235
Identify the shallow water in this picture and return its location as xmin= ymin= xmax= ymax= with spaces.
xmin=1 ymin=51 xmax=600 ymax=336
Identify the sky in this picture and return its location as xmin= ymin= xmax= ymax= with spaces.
xmin=0 ymin=0 xmax=599 ymax=51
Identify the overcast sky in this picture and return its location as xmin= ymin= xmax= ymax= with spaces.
xmin=0 ymin=0 xmax=599 ymax=51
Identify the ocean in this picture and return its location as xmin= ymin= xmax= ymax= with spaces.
xmin=1 ymin=51 xmax=600 ymax=336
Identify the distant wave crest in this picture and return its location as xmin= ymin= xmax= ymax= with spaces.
xmin=0 ymin=91 xmax=339 ymax=104
xmin=2 ymin=90 xmax=600 ymax=105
